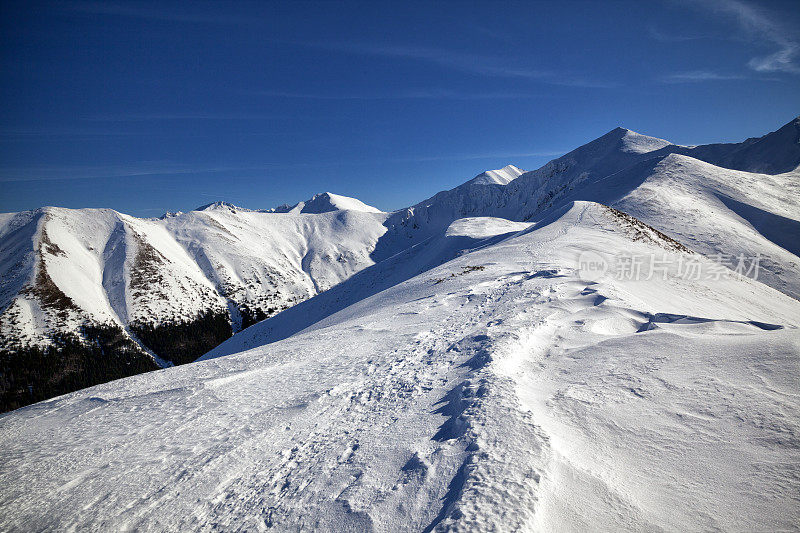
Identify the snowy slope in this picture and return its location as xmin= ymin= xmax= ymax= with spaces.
xmin=2 ymin=202 xmax=798 ymax=531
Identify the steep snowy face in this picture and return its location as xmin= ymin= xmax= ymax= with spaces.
xmin=269 ymin=192 xmax=383 ymax=214
xmin=375 ymin=127 xmax=680 ymax=253
xmin=373 ymin=164 xmax=530 ymax=259
xmin=0 ymin=206 xmax=389 ymax=348
xmin=163 ymin=208 xmax=388 ymax=327
xmin=2 ymin=202 xmax=798 ymax=532
xmin=611 ymin=153 xmax=800 ymax=299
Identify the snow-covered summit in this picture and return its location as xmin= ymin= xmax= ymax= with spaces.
xmin=619 ymin=128 xmax=674 ymax=154
xmin=467 ymin=164 xmax=525 ymax=185
xmin=715 ymin=114 xmax=800 ymax=174
xmin=194 ymin=201 xmax=251 ymax=213
xmin=269 ymin=192 xmax=383 ymax=214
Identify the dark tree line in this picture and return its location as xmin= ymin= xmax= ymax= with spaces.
xmin=0 ymin=325 xmax=158 ymax=413
xmin=1 ymin=308 xmax=266 ymax=413
xmin=239 ymin=305 xmax=278 ymax=330
xmin=131 ymin=310 xmax=233 ymax=366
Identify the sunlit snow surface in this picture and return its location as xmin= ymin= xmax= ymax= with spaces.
xmin=2 ymin=202 xmax=798 ymax=531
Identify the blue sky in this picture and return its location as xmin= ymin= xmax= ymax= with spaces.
xmin=1 ymin=0 xmax=799 ymax=217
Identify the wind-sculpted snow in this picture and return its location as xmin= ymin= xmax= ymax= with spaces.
xmin=2 ymin=202 xmax=798 ymax=531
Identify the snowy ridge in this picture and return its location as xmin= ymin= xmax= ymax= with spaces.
xmin=1 ymin=201 xmax=798 ymax=530
xmin=619 ymin=128 xmax=673 ymax=153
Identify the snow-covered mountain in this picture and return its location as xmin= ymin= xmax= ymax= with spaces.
xmin=0 ymin=201 xmax=389 ymax=409
xmin=2 ymin=200 xmax=799 ymax=531
xmin=1 ymin=117 xmax=798 ymax=415
xmin=378 ymin=117 xmax=800 ymax=297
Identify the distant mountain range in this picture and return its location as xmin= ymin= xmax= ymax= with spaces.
xmin=1 ymin=116 xmax=798 ymax=411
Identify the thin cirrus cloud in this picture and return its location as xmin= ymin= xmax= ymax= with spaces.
xmin=396 ymin=151 xmax=565 ymax=163
xmin=647 ymin=26 xmax=711 ymax=43
xmin=80 ymin=113 xmax=280 ymax=122
xmin=0 ymin=163 xmax=275 ymax=183
xmin=297 ymin=41 xmax=618 ymax=89
xmin=63 ymin=2 xmax=613 ymax=88
xmin=697 ymin=0 xmax=800 ymax=74
xmin=250 ymin=89 xmax=546 ymax=101
xmin=0 ymin=128 xmax=146 ymax=139
xmin=62 ymin=1 xmax=258 ymax=25
xmin=0 ymin=151 xmax=566 ymax=183
xmin=659 ymin=70 xmax=747 ymax=83
xmin=655 ymin=0 xmax=799 ymax=83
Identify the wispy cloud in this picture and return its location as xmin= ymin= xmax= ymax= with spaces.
xmin=0 ymin=128 xmax=147 ymax=139
xmin=251 ymin=89 xmax=546 ymax=101
xmin=659 ymin=70 xmax=747 ymax=83
xmin=700 ymin=0 xmax=800 ymax=74
xmin=298 ymin=41 xmax=617 ymax=89
xmin=63 ymin=1 xmax=257 ymax=25
xmin=63 ymin=3 xmax=613 ymax=87
xmin=0 ymin=162 xmax=278 ymax=182
xmin=396 ymin=151 xmax=565 ymax=163
xmin=648 ymin=26 xmax=710 ymax=43
xmin=80 ymin=113 xmax=278 ymax=122
xmin=0 ymin=151 xmax=565 ymax=183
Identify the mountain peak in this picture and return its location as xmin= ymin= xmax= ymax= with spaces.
xmin=592 ymin=127 xmax=672 ymax=154
xmin=619 ymin=129 xmax=673 ymax=154
xmin=195 ymin=201 xmax=244 ymax=212
xmin=467 ymin=164 xmax=525 ymax=186
xmin=269 ymin=192 xmax=383 ymax=214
